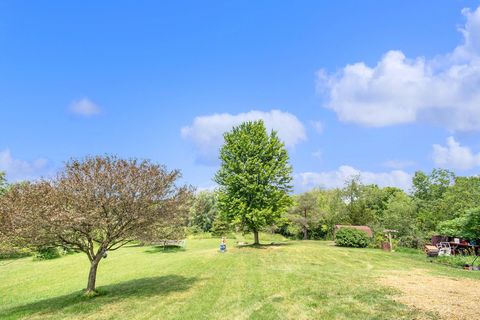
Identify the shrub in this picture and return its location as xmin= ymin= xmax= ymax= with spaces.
xmin=335 ymin=228 xmax=369 ymax=248
xmin=371 ymin=233 xmax=385 ymax=249
xmin=211 ymin=219 xmax=231 ymax=237
xmin=397 ymin=235 xmax=425 ymax=249
xmin=34 ymin=246 xmax=60 ymax=260
xmin=0 ymin=246 xmax=31 ymax=259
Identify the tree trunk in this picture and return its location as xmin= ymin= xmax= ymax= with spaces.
xmin=85 ymin=258 xmax=100 ymax=294
xmin=253 ymin=230 xmax=259 ymax=245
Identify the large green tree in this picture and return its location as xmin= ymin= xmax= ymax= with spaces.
xmin=214 ymin=120 xmax=293 ymax=245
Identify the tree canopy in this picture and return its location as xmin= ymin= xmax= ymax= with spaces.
xmin=214 ymin=120 xmax=293 ymax=244
xmin=288 ymin=191 xmax=322 ymax=239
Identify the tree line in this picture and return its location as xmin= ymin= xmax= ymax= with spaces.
xmin=189 ymin=169 xmax=480 ymax=248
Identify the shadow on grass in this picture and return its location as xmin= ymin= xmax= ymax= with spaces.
xmin=236 ymin=242 xmax=292 ymax=249
xmin=125 ymin=243 xmax=145 ymax=248
xmin=144 ymin=245 xmax=186 ymax=254
xmin=0 ymin=275 xmax=197 ymax=319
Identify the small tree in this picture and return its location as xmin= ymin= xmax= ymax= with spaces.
xmin=210 ymin=217 xmax=231 ymax=237
xmin=289 ymin=191 xmax=321 ymax=239
xmin=189 ymin=190 xmax=218 ymax=232
xmin=214 ymin=120 xmax=293 ymax=245
xmin=0 ymin=156 xmax=192 ymax=294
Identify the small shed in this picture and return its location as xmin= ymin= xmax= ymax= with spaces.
xmin=334 ymin=225 xmax=373 ymax=238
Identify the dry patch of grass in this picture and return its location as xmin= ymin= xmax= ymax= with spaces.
xmin=379 ymin=269 xmax=480 ymax=320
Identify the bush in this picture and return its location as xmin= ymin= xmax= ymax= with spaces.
xmin=34 ymin=246 xmax=61 ymax=260
xmin=211 ymin=219 xmax=231 ymax=237
xmin=0 ymin=246 xmax=31 ymax=260
xmin=308 ymin=224 xmax=329 ymax=240
xmin=335 ymin=228 xmax=369 ymax=248
xmin=397 ymin=235 xmax=425 ymax=249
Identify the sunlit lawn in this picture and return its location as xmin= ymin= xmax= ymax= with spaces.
xmin=1 ymin=235 xmax=479 ymax=320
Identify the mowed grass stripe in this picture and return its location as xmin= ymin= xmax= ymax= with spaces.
xmin=1 ymin=238 xmax=479 ymax=319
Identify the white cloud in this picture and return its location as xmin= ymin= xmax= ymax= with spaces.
xmin=181 ymin=110 xmax=306 ymax=163
xmin=296 ymin=165 xmax=412 ymax=191
xmin=69 ymin=97 xmax=101 ymax=116
xmin=0 ymin=149 xmax=49 ymax=181
xmin=196 ymin=185 xmax=218 ymax=193
xmin=383 ymin=160 xmax=416 ymax=170
xmin=317 ymin=6 xmax=480 ymax=131
xmin=432 ymin=136 xmax=480 ymax=170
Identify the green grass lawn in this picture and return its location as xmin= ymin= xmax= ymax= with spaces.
xmin=1 ymin=235 xmax=479 ymax=320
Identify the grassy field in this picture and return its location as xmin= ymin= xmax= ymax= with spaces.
xmin=1 ymin=235 xmax=480 ymax=320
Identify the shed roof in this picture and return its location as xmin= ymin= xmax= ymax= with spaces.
xmin=334 ymin=225 xmax=373 ymax=237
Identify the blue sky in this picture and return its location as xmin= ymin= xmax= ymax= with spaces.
xmin=1 ymin=1 xmax=480 ymax=192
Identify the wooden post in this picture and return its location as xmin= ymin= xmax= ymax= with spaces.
xmin=388 ymin=232 xmax=392 ymax=252
xmin=383 ymin=229 xmax=398 ymax=252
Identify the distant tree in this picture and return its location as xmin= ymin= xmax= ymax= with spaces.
xmin=412 ymin=169 xmax=455 ymax=231
xmin=439 ymin=176 xmax=480 ymax=219
xmin=0 ymin=172 xmax=8 ymax=246
xmin=341 ymin=177 xmax=378 ymax=226
xmin=412 ymin=169 xmax=454 ymax=202
xmin=215 ymin=120 xmax=293 ymax=245
xmin=289 ymin=191 xmax=321 ymax=239
xmin=317 ymin=188 xmax=347 ymax=238
xmin=210 ymin=216 xmax=231 ymax=237
xmin=189 ymin=190 xmax=218 ymax=232
xmin=0 ymin=156 xmax=192 ymax=294
xmin=0 ymin=171 xmax=6 ymax=197
xmin=381 ymin=191 xmax=417 ymax=237
xmin=137 ymin=198 xmax=190 ymax=246
xmin=438 ymin=207 xmax=480 ymax=239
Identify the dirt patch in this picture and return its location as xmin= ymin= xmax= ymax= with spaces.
xmin=378 ymin=269 xmax=480 ymax=320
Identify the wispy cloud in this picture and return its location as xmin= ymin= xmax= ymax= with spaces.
xmin=296 ymin=165 xmax=412 ymax=191
xmin=69 ymin=97 xmax=101 ymax=117
xmin=0 ymin=149 xmax=50 ymax=182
